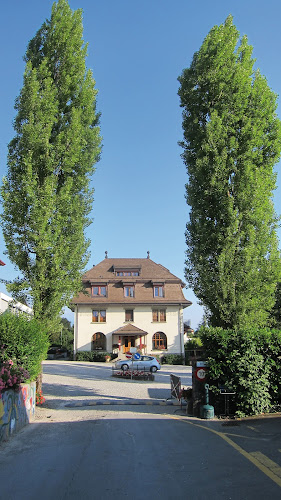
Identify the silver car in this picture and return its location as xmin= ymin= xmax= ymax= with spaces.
xmin=115 ymin=355 xmax=161 ymax=373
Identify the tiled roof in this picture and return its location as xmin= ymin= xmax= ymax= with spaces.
xmin=82 ymin=258 xmax=183 ymax=283
xmin=71 ymin=258 xmax=191 ymax=308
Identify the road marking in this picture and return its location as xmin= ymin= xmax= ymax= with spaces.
xmin=250 ymin=452 xmax=281 ymax=479
xmin=247 ymin=425 xmax=260 ymax=433
xmin=170 ymin=417 xmax=281 ymax=489
xmin=64 ymin=399 xmax=183 ymax=407
xmin=221 ymin=432 xmax=262 ymax=441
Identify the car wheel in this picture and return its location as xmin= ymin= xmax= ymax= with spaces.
xmin=150 ymin=366 xmax=158 ymax=373
xmin=122 ymin=364 xmax=129 ymax=371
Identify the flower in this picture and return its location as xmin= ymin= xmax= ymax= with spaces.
xmin=36 ymin=391 xmax=45 ymax=405
xmin=0 ymin=348 xmax=30 ymax=394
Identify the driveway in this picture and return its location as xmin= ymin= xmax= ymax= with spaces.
xmin=1 ymin=361 xmax=281 ymax=499
xmin=41 ymin=360 xmax=192 ymax=409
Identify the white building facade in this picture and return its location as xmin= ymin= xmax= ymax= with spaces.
xmin=71 ymin=257 xmax=191 ymax=358
xmin=0 ymin=292 xmax=33 ymax=316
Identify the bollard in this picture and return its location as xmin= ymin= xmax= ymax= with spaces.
xmin=200 ymin=383 xmax=214 ymax=419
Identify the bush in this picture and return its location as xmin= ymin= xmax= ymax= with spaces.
xmin=75 ymin=351 xmax=111 ymax=362
xmin=184 ymin=337 xmax=204 ymax=364
xmin=184 ymin=337 xmax=203 ymax=350
xmin=0 ymin=312 xmax=49 ymax=381
xmin=199 ymin=326 xmax=281 ymax=416
xmin=0 ymin=346 xmax=30 ymax=393
xmin=161 ymin=354 xmax=183 ymax=365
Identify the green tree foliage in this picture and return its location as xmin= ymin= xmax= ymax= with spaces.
xmin=178 ymin=16 xmax=281 ymax=329
xmin=49 ymin=317 xmax=74 ymax=350
xmin=0 ymin=312 xmax=49 ymax=381
xmin=199 ymin=326 xmax=281 ymax=416
xmin=1 ymin=0 xmax=101 ymax=330
xmin=271 ymin=283 xmax=281 ymax=328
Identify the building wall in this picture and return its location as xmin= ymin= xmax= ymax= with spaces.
xmin=0 ymin=382 xmax=36 ymax=443
xmin=0 ymin=292 xmax=33 ymax=316
xmin=75 ymin=304 xmax=184 ymax=355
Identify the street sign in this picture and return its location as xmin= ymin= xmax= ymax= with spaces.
xmin=125 ymin=353 xmax=132 ymax=359
xmin=196 ymin=361 xmax=208 ymax=368
xmin=170 ymin=374 xmax=182 ymax=401
xmin=130 ymin=347 xmax=137 ymax=354
xmin=195 ymin=367 xmax=207 ymax=381
xmin=134 ymin=352 xmax=141 ymax=360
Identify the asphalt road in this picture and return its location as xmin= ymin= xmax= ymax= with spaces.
xmin=0 ymin=361 xmax=281 ymax=499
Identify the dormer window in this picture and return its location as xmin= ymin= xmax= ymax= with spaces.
xmin=92 ymin=285 xmax=107 ymax=297
xmin=114 ymin=266 xmax=141 ymax=277
xmin=154 ymin=285 xmax=164 ymax=298
xmin=116 ymin=271 xmax=139 ymax=277
xmin=124 ymin=286 xmax=134 ymax=298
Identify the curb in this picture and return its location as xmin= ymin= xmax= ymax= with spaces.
xmin=64 ymin=399 xmax=186 ymax=408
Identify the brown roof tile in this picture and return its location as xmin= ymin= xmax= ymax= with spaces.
xmin=83 ymin=258 xmax=183 ymax=282
xmin=71 ymin=258 xmax=191 ymax=308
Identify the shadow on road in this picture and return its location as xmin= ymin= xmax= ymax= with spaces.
xmin=1 ymin=415 xmax=280 ymax=500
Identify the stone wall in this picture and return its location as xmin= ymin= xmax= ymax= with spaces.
xmin=0 ymin=382 xmax=36 ymax=442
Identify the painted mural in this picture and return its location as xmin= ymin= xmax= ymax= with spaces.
xmin=0 ymin=382 xmax=36 ymax=442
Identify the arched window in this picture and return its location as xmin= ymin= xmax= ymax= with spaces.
xmin=92 ymin=332 xmax=106 ymax=351
xmin=152 ymin=332 xmax=167 ymax=350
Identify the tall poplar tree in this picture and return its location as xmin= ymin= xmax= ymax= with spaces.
xmin=178 ymin=15 xmax=281 ymax=329
xmin=1 ymin=0 xmax=101 ymax=329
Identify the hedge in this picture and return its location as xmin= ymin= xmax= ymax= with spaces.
xmin=0 ymin=312 xmax=49 ymax=381
xmin=75 ymin=351 xmax=111 ymax=362
xmin=161 ymin=354 xmax=184 ymax=365
xmin=199 ymin=326 xmax=281 ymax=417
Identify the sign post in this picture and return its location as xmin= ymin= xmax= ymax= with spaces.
xmin=192 ymin=360 xmax=209 ymax=417
xmin=130 ymin=347 xmax=137 ymax=380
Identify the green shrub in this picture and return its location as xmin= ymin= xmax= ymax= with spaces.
xmin=199 ymin=326 xmax=281 ymax=416
xmin=257 ymin=329 xmax=281 ymax=408
xmin=75 ymin=351 xmax=111 ymax=362
xmin=184 ymin=337 xmax=203 ymax=350
xmin=184 ymin=337 xmax=204 ymax=364
xmin=161 ymin=354 xmax=183 ymax=365
xmin=0 ymin=312 xmax=49 ymax=381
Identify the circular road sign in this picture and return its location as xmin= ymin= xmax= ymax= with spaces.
xmin=134 ymin=352 xmax=141 ymax=360
xmin=125 ymin=353 xmax=132 ymax=359
xmin=195 ymin=367 xmax=207 ymax=381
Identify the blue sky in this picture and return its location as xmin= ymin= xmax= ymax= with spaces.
xmin=1 ymin=0 xmax=281 ymax=328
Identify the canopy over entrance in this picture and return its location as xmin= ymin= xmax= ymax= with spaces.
xmin=113 ymin=323 xmax=148 ymax=336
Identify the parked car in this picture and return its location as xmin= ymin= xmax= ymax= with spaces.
xmin=115 ymin=355 xmax=161 ymax=372
xmin=47 ymin=346 xmax=68 ymax=360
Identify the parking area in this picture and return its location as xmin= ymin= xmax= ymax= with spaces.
xmin=41 ymin=360 xmax=192 ymax=409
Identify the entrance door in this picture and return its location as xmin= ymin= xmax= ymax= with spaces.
xmin=123 ymin=336 xmax=136 ymax=353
